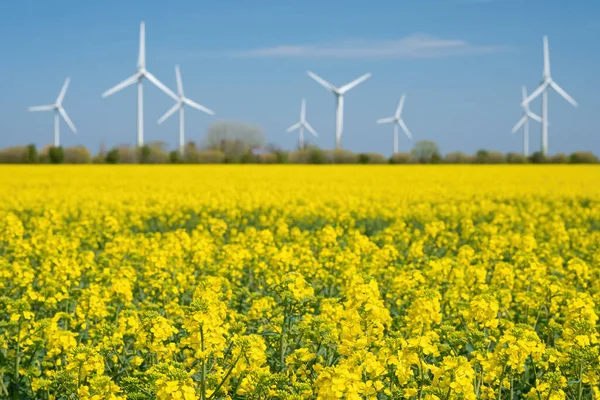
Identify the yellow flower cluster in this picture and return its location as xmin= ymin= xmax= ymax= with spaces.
xmin=0 ymin=165 xmax=599 ymax=399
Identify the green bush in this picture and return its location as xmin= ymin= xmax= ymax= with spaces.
xmin=569 ymin=151 xmax=599 ymax=164
xmin=64 ymin=146 xmax=91 ymax=164
xmin=26 ymin=144 xmax=38 ymax=163
xmin=288 ymin=148 xmax=327 ymax=164
xmin=48 ymin=147 xmax=64 ymax=164
xmin=327 ymin=150 xmax=359 ymax=164
xmin=549 ymin=153 xmax=569 ymax=164
xmin=187 ymin=150 xmax=226 ymax=164
xmin=0 ymin=146 xmax=28 ymax=163
xmin=445 ymin=152 xmax=474 ymax=164
xmin=256 ymin=153 xmax=278 ymax=164
xmin=412 ymin=141 xmax=441 ymax=164
xmin=529 ymin=152 xmax=547 ymax=164
xmin=105 ymin=149 xmax=120 ymax=164
xmin=169 ymin=151 xmax=181 ymax=164
xmin=506 ymin=153 xmax=528 ymax=164
xmin=359 ymin=153 xmax=387 ymax=164
xmin=389 ymin=152 xmax=413 ymax=164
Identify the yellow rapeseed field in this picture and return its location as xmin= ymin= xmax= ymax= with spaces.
xmin=1 ymin=165 xmax=599 ymax=400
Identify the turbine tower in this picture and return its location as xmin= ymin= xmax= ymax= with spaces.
xmin=307 ymin=71 xmax=371 ymax=150
xmin=512 ymin=86 xmax=542 ymax=157
xmin=158 ymin=65 xmax=215 ymax=155
xmin=286 ymin=98 xmax=318 ymax=149
xmin=28 ymin=77 xmax=77 ymax=147
xmin=521 ymin=36 xmax=577 ymax=156
xmin=102 ymin=21 xmax=178 ymax=148
xmin=376 ymin=95 xmax=412 ymax=154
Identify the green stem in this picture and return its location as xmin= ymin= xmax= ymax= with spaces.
xmin=14 ymin=320 xmax=22 ymax=380
xmin=208 ymin=352 xmax=243 ymax=400
xmin=279 ymin=306 xmax=288 ymax=371
xmin=200 ymin=326 xmax=206 ymax=400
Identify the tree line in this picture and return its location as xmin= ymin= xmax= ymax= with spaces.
xmin=1 ymin=121 xmax=598 ymax=164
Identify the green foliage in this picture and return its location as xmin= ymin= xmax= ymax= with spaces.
xmin=25 ymin=144 xmax=38 ymax=163
xmin=389 ymin=152 xmax=413 ymax=164
xmin=204 ymin=121 xmax=265 ymax=161
xmin=105 ymin=149 xmax=120 ymax=164
xmin=529 ymin=151 xmax=547 ymax=164
xmin=412 ymin=141 xmax=441 ymax=163
xmin=569 ymin=151 xmax=599 ymax=164
xmin=0 ymin=146 xmax=29 ymax=163
xmin=185 ymin=150 xmax=226 ymax=164
xmin=169 ymin=151 xmax=181 ymax=164
xmin=359 ymin=153 xmax=387 ymax=164
xmin=505 ymin=153 xmax=528 ymax=164
xmin=475 ymin=149 xmax=505 ymax=164
xmin=48 ymin=146 xmax=64 ymax=164
xmin=63 ymin=146 xmax=91 ymax=164
xmin=445 ymin=152 xmax=474 ymax=164
xmin=549 ymin=153 xmax=569 ymax=164
xmin=328 ymin=150 xmax=359 ymax=164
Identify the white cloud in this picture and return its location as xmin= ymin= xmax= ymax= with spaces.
xmin=230 ymin=34 xmax=508 ymax=59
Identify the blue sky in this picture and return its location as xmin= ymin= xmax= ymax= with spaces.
xmin=0 ymin=0 xmax=598 ymax=156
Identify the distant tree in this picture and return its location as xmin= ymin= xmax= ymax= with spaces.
xmin=169 ymin=151 xmax=181 ymax=164
xmin=203 ymin=121 xmax=265 ymax=161
xmin=64 ymin=146 xmax=91 ymax=163
xmin=506 ymin=152 xmax=528 ymax=164
xmin=105 ymin=148 xmax=120 ymax=164
xmin=569 ymin=151 xmax=599 ymax=164
xmin=549 ymin=153 xmax=569 ymax=164
xmin=389 ymin=152 xmax=413 ymax=164
xmin=48 ymin=147 xmax=64 ymax=164
xmin=445 ymin=152 xmax=473 ymax=164
xmin=412 ymin=141 xmax=441 ymax=163
xmin=475 ymin=149 xmax=489 ymax=164
xmin=529 ymin=151 xmax=547 ymax=164
xmin=26 ymin=144 xmax=38 ymax=163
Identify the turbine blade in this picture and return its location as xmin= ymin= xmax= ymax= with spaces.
xmin=521 ymin=82 xmax=547 ymax=107
xmin=286 ymin=122 xmax=301 ymax=132
xmin=376 ymin=117 xmax=395 ymax=124
xmin=56 ymin=77 xmax=71 ymax=105
xmin=399 ymin=119 xmax=412 ymax=140
xmin=307 ymin=71 xmax=336 ymax=92
xmin=301 ymin=98 xmax=306 ymax=121
xmin=304 ymin=121 xmax=318 ymax=137
xmin=102 ymin=73 xmax=140 ymax=97
xmin=138 ymin=21 xmax=146 ymax=68
xmin=549 ymin=80 xmax=578 ymax=107
xmin=521 ymin=86 xmax=528 ymax=102
xmin=511 ymin=116 xmax=527 ymax=133
xmin=543 ymin=35 xmax=550 ymax=78
xmin=527 ymin=111 xmax=543 ymax=123
xmin=28 ymin=105 xmax=55 ymax=112
xmin=395 ymin=94 xmax=406 ymax=118
xmin=144 ymin=71 xmax=179 ymax=101
xmin=183 ymin=98 xmax=215 ymax=115
xmin=158 ymin=102 xmax=181 ymax=124
xmin=59 ymin=107 xmax=77 ymax=133
xmin=339 ymin=73 xmax=371 ymax=94
xmin=175 ymin=65 xmax=184 ymax=96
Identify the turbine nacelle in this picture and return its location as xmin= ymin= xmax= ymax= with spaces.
xmin=521 ymin=36 xmax=578 ymax=108
xmin=307 ymin=70 xmax=371 ymax=150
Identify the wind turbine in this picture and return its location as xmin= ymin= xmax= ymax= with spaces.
xmin=28 ymin=77 xmax=77 ymax=147
xmin=521 ymin=36 xmax=577 ymax=156
xmin=158 ymin=65 xmax=215 ymax=155
xmin=286 ymin=99 xmax=318 ymax=149
xmin=307 ymin=71 xmax=371 ymax=150
xmin=512 ymin=86 xmax=542 ymax=157
xmin=376 ymin=95 xmax=412 ymax=154
xmin=102 ymin=21 xmax=178 ymax=148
